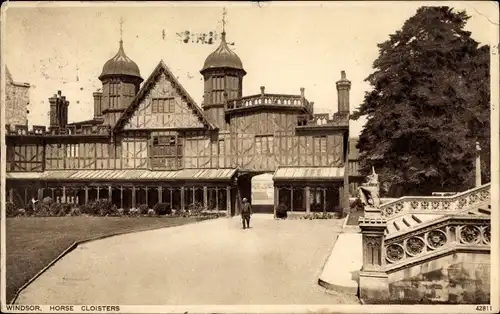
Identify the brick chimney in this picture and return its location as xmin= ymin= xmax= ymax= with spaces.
xmin=49 ymin=90 xmax=69 ymax=128
xmin=336 ymin=71 xmax=351 ymax=113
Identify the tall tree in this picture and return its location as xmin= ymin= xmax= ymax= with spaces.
xmin=351 ymin=6 xmax=490 ymax=196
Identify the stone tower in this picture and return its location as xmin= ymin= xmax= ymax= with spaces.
xmin=97 ymin=38 xmax=143 ymax=126
xmin=200 ymin=28 xmax=246 ymax=130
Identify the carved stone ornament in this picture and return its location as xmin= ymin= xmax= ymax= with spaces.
xmin=386 ymin=244 xmax=405 ymax=263
xmin=469 ymin=193 xmax=478 ymax=204
xmin=478 ymin=190 xmax=489 ymax=201
xmin=431 ymin=201 xmax=440 ymax=210
xmin=421 ymin=201 xmax=429 ymax=210
xmin=442 ymin=200 xmax=451 ymax=210
xmin=457 ymin=197 xmax=467 ymax=209
xmin=410 ymin=201 xmax=419 ymax=210
xmin=459 ymin=225 xmax=481 ymax=244
xmin=427 ymin=230 xmax=447 ymax=249
xmin=482 ymin=226 xmax=490 ymax=244
xmin=365 ymin=236 xmax=381 ymax=247
xmin=406 ymin=237 xmax=425 ymax=256
xmin=395 ymin=203 xmax=404 ymax=212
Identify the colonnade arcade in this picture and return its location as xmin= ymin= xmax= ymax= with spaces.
xmin=7 ymin=181 xmax=231 ymax=213
xmin=274 ymin=182 xmax=345 ymax=213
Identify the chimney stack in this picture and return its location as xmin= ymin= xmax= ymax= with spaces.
xmin=300 ymin=87 xmax=305 ymax=98
xmin=49 ymin=90 xmax=69 ymax=128
xmin=336 ymin=70 xmax=351 ymax=113
xmin=260 ymin=86 xmax=265 ymax=96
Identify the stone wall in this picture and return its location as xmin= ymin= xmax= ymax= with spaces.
xmin=388 ymin=252 xmax=490 ymax=304
xmin=5 ymin=68 xmax=30 ymax=126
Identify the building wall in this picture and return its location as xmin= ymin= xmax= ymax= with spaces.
xmin=5 ymin=69 xmax=30 ymax=127
xmin=229 ymin=110 xmax=344 ymax=171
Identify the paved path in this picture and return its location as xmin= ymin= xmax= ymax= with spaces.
xmin=16 ymin=215 xmax=360 ymax=305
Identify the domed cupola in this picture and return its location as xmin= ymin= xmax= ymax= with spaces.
xmin=201 ymin=32 xmax=245 ymax=73
xmin=200 ymin=24 xmax=246 ymax=130
xmin=99 ymin=40 xmax=143 ymax=81
xmin=97 ymin=36 xmax=143 ymax=127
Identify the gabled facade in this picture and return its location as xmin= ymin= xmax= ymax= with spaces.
xmin=4 ymin=32 xmax=359 ymax=217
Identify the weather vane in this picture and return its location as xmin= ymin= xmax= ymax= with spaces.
xmin=119 ymin=17 xmax=124 ymax=42
xmin=222 ymin=8 xmax=227 ymax=33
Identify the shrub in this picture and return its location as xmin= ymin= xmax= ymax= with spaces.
xmin=117 ymin=208 xmax=125 ymax=216
xmin=70 ymin=207 xmax=81 ymax=216
xmin=61 ymin=203 xmax=72 ymax=216
xmin=25 ymin=202 xmax=35 ymax=216
xmin=32 ymin=202 xmax=50 ymax=217
xmin=96 ymin=199 xmax=114 ymax=216
xmin=147 ymin=208 xmax=156 ymax=217
xmin=17 ymin=208 xmax=27 ymax=217
xmin=275 ymin=204 xmax=288 ymax=219
xmin=138 ymin=204 xmax=149 ymax=215
xmin=48 ymin=203 xmax=64 ymax=217
xmin=188 ymin=201 xmax=204 ymax=214
xmin=153 ymin=203 xmax=172 ymax=216
xmin=129 ymin=207 xmax=140 ymax=217
xmin=42 ymin=197 xmax=53 ymax=205
xmin=6 ymin=202 xmax=17 ymax=217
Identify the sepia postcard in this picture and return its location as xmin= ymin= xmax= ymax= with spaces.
xmin=0 ymin=1 xmax=499 ymax=313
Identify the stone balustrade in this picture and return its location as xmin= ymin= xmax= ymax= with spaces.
xmin=5 ymin=124 xmax=111 ymax=136
xmin=225 ymin=93 xmax=311 ymax=112
xmin=379 ymin=183 xmax=491 ymax=219
xmin=384 ymin=216 xmax=490 ymax=269
xmin=296 ymin=112 xmax=349 ymax=128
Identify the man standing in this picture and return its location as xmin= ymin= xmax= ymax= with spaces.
xmin=241 ymin=198 xmax=252 ymax=229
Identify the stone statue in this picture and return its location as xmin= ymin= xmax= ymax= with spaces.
xmin=358 ymin=166 xmax=381 ymax=209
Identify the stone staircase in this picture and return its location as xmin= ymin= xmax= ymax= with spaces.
xmin=358 ymin=183 xmax=491 ymax=304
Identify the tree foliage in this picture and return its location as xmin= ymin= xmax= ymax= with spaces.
xmin=351 ymin=6 xmax=490 ymax=196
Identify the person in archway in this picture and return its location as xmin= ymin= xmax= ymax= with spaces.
xmin=241 ymin=198 xmax=252 ymax=229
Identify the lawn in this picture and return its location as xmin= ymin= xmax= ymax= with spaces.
xmin=5 ymin=216 xmax=202 ymax=303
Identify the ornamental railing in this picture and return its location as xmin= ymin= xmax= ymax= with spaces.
xmin=383 ymin=216 xmax=490 ymax=272
xmin=225 ymin=93 xmax=312 ymax=112
xmin=296 ymin=112 xmax=349 ymax=128
xmin=379 ymin=183 xmax=491 ymax=220
xmin=5 ymin=124 xmax=111 ymax=136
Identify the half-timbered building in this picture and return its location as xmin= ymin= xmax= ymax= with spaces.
xmin=5 ymin=30 xmax=359 ymax=217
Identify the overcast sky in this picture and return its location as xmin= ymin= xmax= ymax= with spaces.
xmin=3 ymin=1 xmax=498 ymax=136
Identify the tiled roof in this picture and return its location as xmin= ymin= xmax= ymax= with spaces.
xmin=6 ymin=168 xmax=237 ymax=181
xmin=273 ymin=167 xmax=344 ymax=181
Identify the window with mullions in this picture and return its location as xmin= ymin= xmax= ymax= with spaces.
xmin=255 ymin=135 xmax=274 ymax=155
xmin=151 ymin=135 xmax=183 ymax=170
xmin=151 ymin=98 xmax=176 ymax=114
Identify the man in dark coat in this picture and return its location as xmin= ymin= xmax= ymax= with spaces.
xmin=241 ymin=198 xmax=252 ymax=229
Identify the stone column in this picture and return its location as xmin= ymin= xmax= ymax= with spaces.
xmin=62 ymin=186 xmax=66 ymax=203
xmin=192 ymin=187 xmax=196 ymax=206
xmin=9 ymin=188 xmax=14 ymax=203
xmin=120 ymin=186 xmax=124 ymax=209
xmin=158 ymin=186 xmax=163 ymax=204
xmin=215 ymin=187 xmax=219 ymax=212
xmin=145 ymin=187 xmax=149 ymax=208
xmin=358 ymin=215 xmax=389 ymax=303
xmin=96 ymin=187 xmax=100 ymax=200
xmin=290 ymin=187 xmax=294 ymax=212
xmin=322 ymin=188 xmax=326 ymax=213
xmin=203 ymin=186 xmax=208 ymax=210
xmin=305 ymin=186 xmax=311 ymax=214
xmin=108 ymin=186 xmax=112 ymax=202
xmin=226 ymin=186 xmax=231 ymax=217
xmin=84 ymin=187 xmax=89 ymax=205
xmin=131 ymin=186 xmax=136 ymax=209
xmin=169 ymin=188 xmax=173 ymax=210
xmin=51 ymin=188 xmax=55 ymax=200
xmin=180 ymin=187 xmax=185 ymax=211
